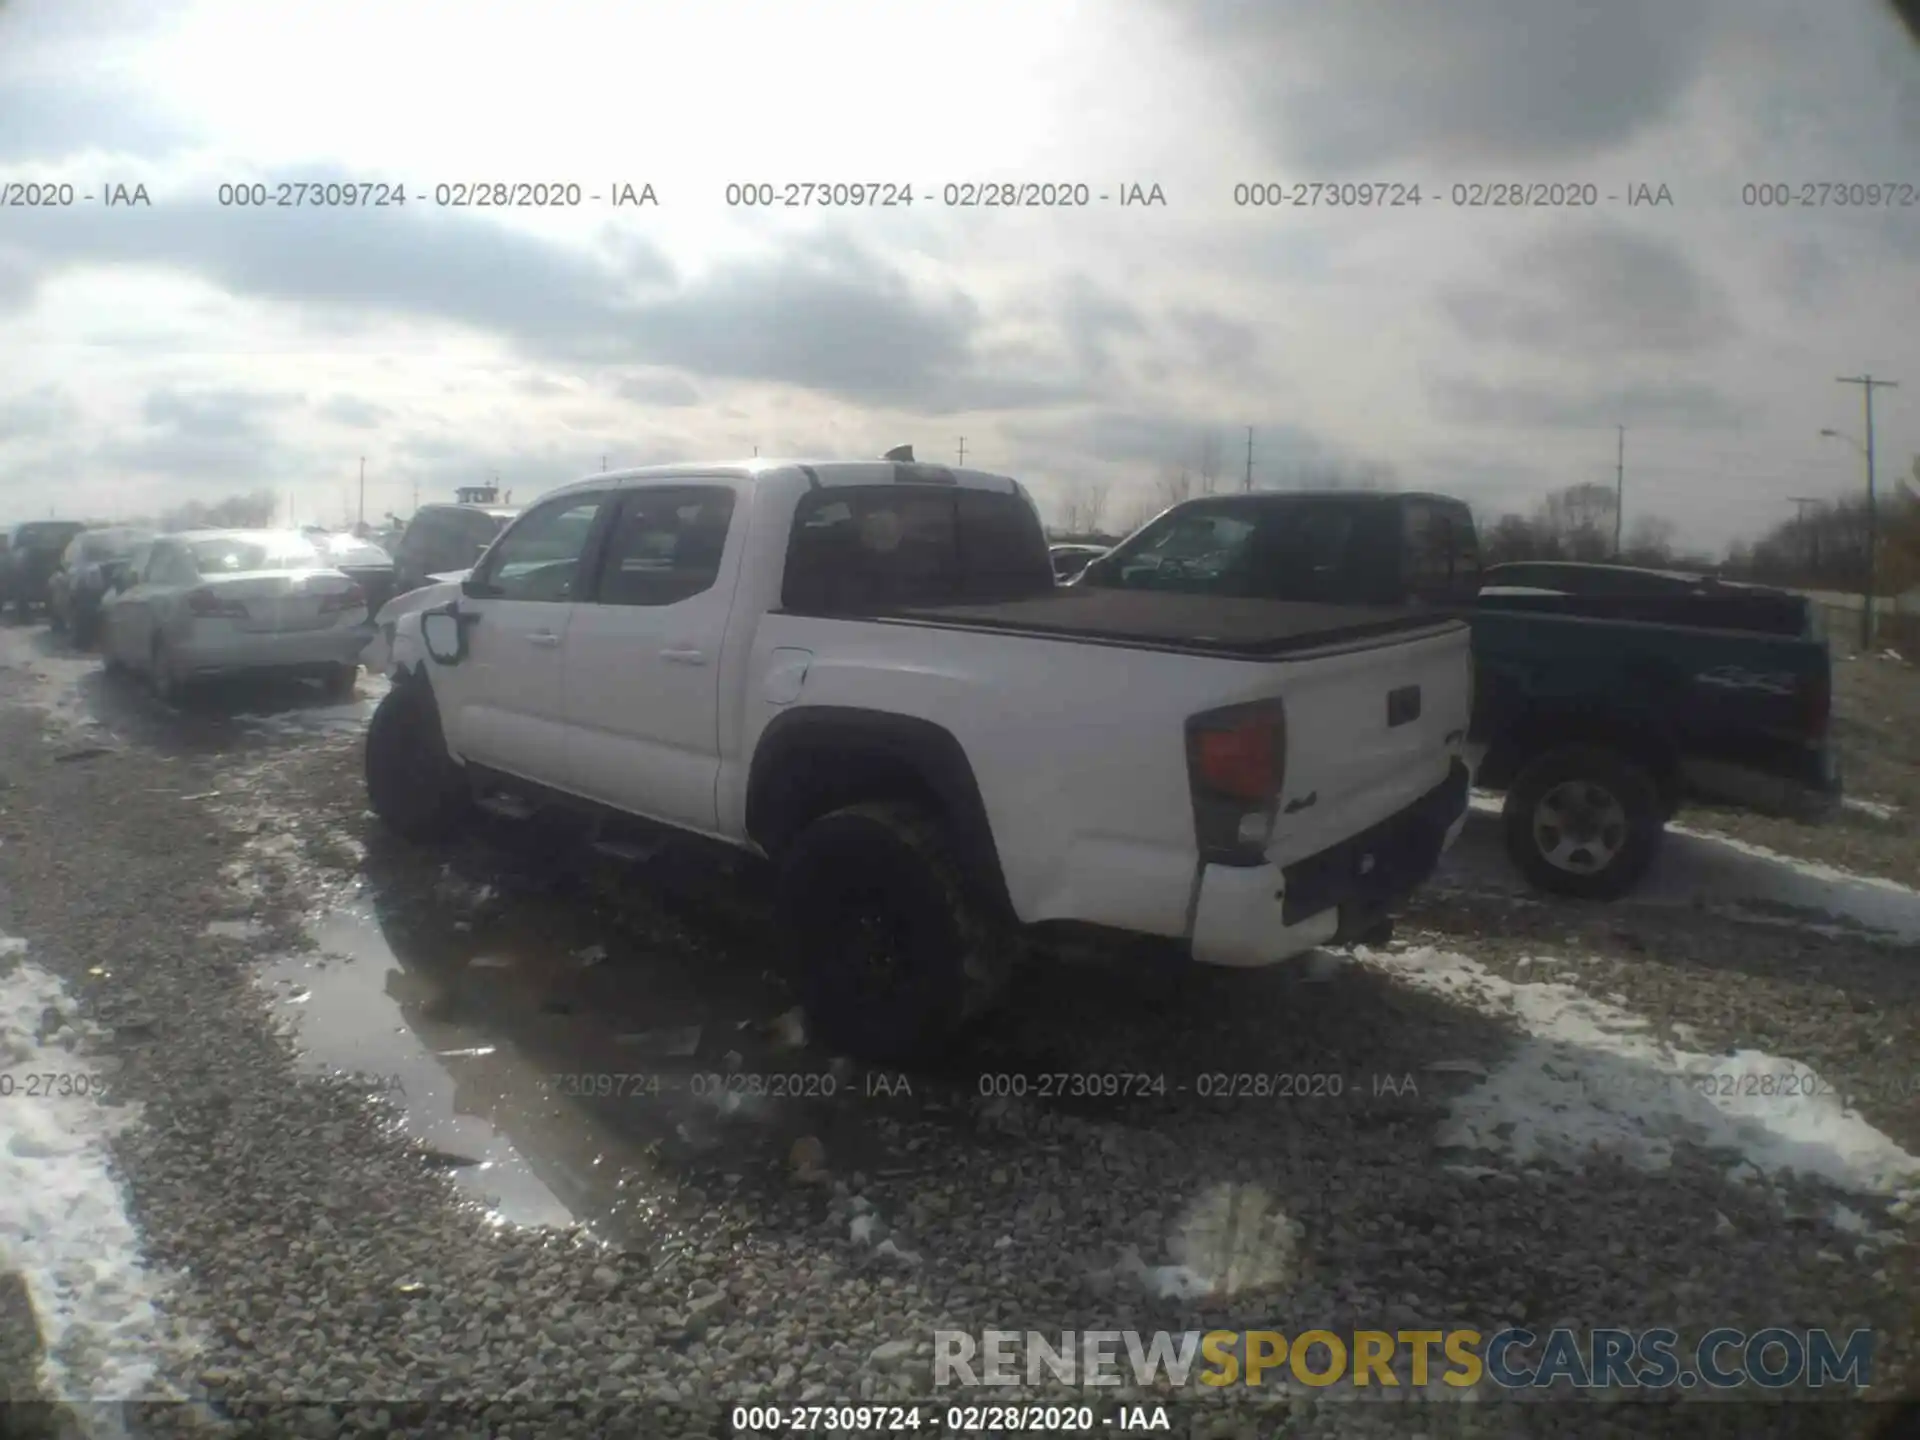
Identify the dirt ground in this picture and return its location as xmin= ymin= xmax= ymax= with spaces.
xmin=1681 ymin=654 xmax=1920 ymax=886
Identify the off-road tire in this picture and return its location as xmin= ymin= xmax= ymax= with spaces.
xmin=774 ymin=801 xmax=1011 ymax=1066
xmin=365 ymin=675 xmax=470 ymax=841
xmin=1502 ymin=744 xmax=1663 ymax=901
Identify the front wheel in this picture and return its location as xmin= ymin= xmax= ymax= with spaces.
xmin=1502 ymin=745 xmax=1663 ymax=900
xmin=774 ymin=802 xmax=1011 ymax=1067
xmin=365 ymin=677 xmax=470 ymax=841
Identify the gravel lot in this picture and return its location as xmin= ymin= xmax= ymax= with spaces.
xmin=1 ymin=621 xmax=1916 ymax=1440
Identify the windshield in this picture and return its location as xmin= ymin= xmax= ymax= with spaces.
xmin=1083 ymin=501 xmax=1367 ymax=602
xmin=186 ymin=535 xmax=322 ymax=573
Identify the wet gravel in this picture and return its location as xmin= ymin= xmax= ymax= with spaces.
xmin=0 ymin=632 xmax=1917 ymax=1440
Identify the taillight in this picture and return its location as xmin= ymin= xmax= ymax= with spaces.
xmin=1195 ymin=720 xmax=1280 ymax=800
xmin=186 ymin=588 xmax=247 ymax=618
xmin=1186 ymin=700 xmax=1287 ymax=866
xmin=320 ymin=584 xmax=366 ymax=614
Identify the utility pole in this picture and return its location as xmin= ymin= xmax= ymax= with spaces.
xmin=1612 ymin=426 xmax=1625 ymax=557
xmin=411 ymin=480 xmax=419 ymax=515
xmin=956 ymin=437 xmax=967 ymax=466
xmin=1243 ymin=427 xmax=1254 ymax=492
xmin=357 ymin=457 xmax=366 ymax=529
xmin=601 ymin=455 xmax=607 ymax=472
xmin=1836 ymin=374 xmax=1898 ymax=650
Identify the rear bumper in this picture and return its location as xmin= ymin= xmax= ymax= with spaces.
xmin=1190 ymin=760 xmax=1470 ymax=967
xmin=173 ymin=624 xmax=371 ymax=677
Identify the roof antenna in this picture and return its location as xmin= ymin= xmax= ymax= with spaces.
xmin=881 ymin=445 xmax=914 ymax=462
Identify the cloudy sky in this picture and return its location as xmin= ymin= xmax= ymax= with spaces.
xmin=2 ymin=0 xmax=1916 ymax=550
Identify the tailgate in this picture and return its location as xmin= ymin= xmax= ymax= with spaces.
xmin=1265 ymin=623 xmax=1471 ymax=867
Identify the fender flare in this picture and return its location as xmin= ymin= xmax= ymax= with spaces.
xmin=745 ymin=706 xmax=1015 ymax=922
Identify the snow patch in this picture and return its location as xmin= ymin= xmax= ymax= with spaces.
xmin=1357 ymin=945 xmax=1920 ymax=1199
xmin=0 ymin=941 xmax=188 ymax=1402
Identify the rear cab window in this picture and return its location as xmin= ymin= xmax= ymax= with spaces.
xmin=781 ymin=484 xmax=1053 ymax=612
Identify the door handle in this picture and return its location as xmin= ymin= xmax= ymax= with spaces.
xmin=528 ymin=631 xmax=562 ymax=648
xmin=661 ymin=646 xmax=707 ymax=666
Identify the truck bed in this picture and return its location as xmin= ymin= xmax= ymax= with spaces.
xmin=866 ymin=588 xmax=1460 ymax=658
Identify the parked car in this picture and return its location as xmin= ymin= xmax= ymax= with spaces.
xmin=99 ymin=529 xmax=371 ymax=701
xmin=1077 ymin=491 xmax=1840 ymax=900
xmin=48 ymin=526 xmax=156 ymax=646
xmin=392 ymin=503 xmax=520 ymax=596
xmin=311 ymin=532 xmax=399 ymax=617
xmin=4 ymin=521 xmax=88 ymax=618
xmin=364 ymin=457 xmax=1473 ymax=1062
xmin=1049 ymin=543 xmax=1108 ymax=582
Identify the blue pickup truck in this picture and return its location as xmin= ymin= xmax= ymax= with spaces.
xmin=1074 ymin=492 xmax=1839 ymax=899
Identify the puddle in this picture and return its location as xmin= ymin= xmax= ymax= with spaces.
xmin=1445 ymin=804 xmax=1920 ymax=944
xmin=258 ymin=886 xmax=924 ymax=1241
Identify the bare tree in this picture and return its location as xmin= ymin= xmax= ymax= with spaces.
xmin=1620 ymin=516 xmax=1678 ymax=569
xmin=1155 ymin=465 xmax=1195 ymax=509
xmin=1058 ymin=480 xmax=1110 ymax=537
xmin=1535 ymin=481 xmax=1618 ymax=561
xmin=147 ymin=489 xmax=280 ymax=534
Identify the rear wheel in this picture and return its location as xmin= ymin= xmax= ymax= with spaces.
xmin=323 ymin=663 xmax=358 ymax=700
xmin=774 ymin=801 xmax=1011 ymax=1066
xmin=1502 ymin=745 xmax=1663 ymax=900
xmin=47 ymin=601 xmax=66 ymax=636
xmin=365 ymin=676 xmax=470 ymax=841
xmin=70 ymin=608 xmax=97 ymax=648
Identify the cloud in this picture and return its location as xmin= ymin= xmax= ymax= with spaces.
xmin=614 ymin=371 xmax=701 ymax=407
xmin=1167 ymin=0 xmax=1718 ymax=168
xmin=0 ymin=76 xmax=193 ymax=163
xmin=1168 ymin=308 xmax=1261 ymax=376
xmin=0 ymin=385 xmax=77 ymax=444
xmin=7 ymin=196 xmax=1077 ymax=412
xmin=316 ymin=394 xmax=391 ymax=429
xmin=1442 ymin=227 xmax=1737 ymax=355
xmin=1005 ymin=406 xmax=1335 ymax=477
xmin=143 ymin=387 xmax=297 ymax=441
xmin=1056 ymin=277 xmax=1145 ymax=380
xmin=1429 ymin=376 xmax=1756 ymax=430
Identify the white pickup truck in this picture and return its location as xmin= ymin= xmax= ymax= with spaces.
xmin=366 ymin=456 xmax=1473 ymax=1061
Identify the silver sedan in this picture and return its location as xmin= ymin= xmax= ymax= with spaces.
xmin=100 ymin=529 xmax=373 ymax=701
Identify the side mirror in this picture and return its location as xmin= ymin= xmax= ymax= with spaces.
xmin=420 ymin=606 xmax=469 ymax=665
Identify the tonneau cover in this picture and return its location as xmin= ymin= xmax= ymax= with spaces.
xmin=877 ymin=587 xmax=1459 ymax=657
